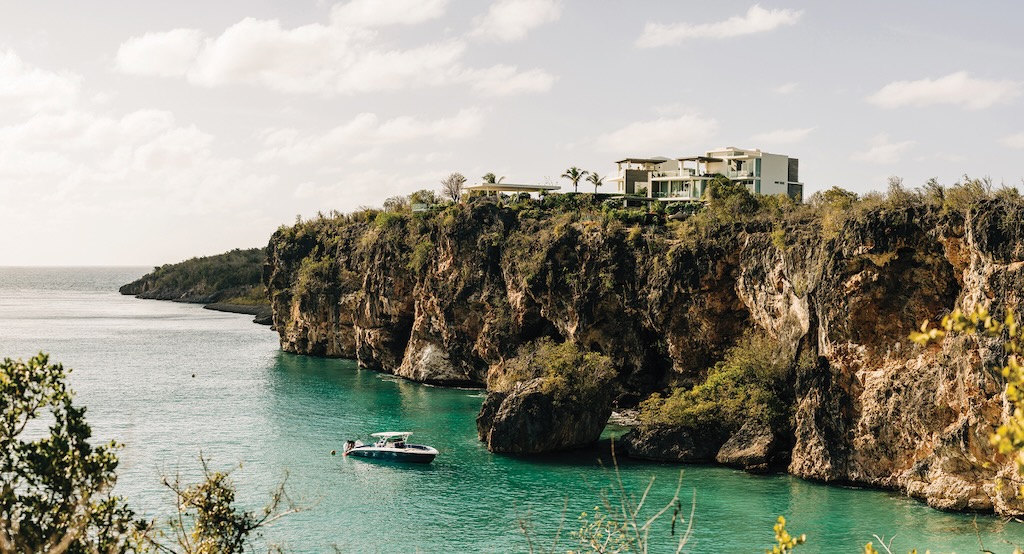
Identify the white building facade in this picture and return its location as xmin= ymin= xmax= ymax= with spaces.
xmin=609 ymin=147 xmax=803 ymax=202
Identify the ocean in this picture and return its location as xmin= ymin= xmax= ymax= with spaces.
xmin=1 ymin=266 xmax=1021 ymax=553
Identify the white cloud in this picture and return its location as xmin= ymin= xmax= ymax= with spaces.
xmin=0 ymin=49 xmax=80 ymax=112
xmin=461 ymin=65 xmax=555 ymax=95
xmin=259 ymin=108 xmax=485 ymax=164
xmin=593 ymin=114 xmax=719 ymax=154
xmin=637 ymin=5 xmax=802 ymax=48
xmin=774 ymin=82 xmax=797 ymax=95
xmin=470 ymin=0 xmax=562 ymax=42
xmin=750 ymin=127 xmax=814 ymax=145
xmin=115 ymin=11 xmax=554 ymax=96
xmin=999 ymin=133 xmax=1024 ymax=150
xmin=867 ymin=72 xmax=1021 ymax=110
xmin=330 ymin=0 xmax=449 ymax=27
xmin=851 ymin=133 xmax=914 ymax=164
xmin=114 ymin=29 xmax=203 ymax=77
xmin=0 ymin=105 xmax=275 ymax=221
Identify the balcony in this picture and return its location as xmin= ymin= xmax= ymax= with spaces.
xmin=651 ymin=169 xmax=696 ymax=179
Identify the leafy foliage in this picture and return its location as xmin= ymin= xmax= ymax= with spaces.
xmin=0 ymin=353 xmax=140 ymax=553
xmin=561 ymin=167 xmax=590 ymax=194
xmin=637 ymin=333 xmax=793 ymax=434
xmin=121 ymin=248 xmax=267 ymax=306
xmin=150 ymin=457 xmax=299 ymax=554
xmin=491 ymin=339 xmax=616 ymax=405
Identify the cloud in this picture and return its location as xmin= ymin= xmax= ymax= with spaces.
xmin=258 ymin=108 xmax=485 ymax=164
xmin=774 ymin=82 xmax=797 ymax=95
xmin=593 ymin=114 xmax=719 ymax=153
xmin=851 ymin=133 xmax=914 ymax=164
xmin=0 ymin=49 xmax=81 ymax=112
xmin=330 ymin=0 xmax=449 ymax=27
xmin=470 ymin=0 xmax=562 ymax=42
xmin=867 ymin=72 xmax=1021 ymax=110
xmin=637 ymin=5 xmax=802 ymax=48
xmin=1001 ymin=133 xmax=1024 ymax=149
xmin=750 ymin=127 xmax=814 ymax=145
xmin=115 ymin=10 xmax=554 ymax=96
xmin=114 ymin=29 xmax=203 ymax=77
xmin=461 ymin=65 xmax=555 ymax=95
xmin=0 ymin=105 xmax=275 ymax=219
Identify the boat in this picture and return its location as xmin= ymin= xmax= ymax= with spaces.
xmin=342 ymin=432 xmax=438 ymax=463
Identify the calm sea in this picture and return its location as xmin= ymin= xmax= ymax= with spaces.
xmin=1 ymin=266 xmax=1021 ymax=553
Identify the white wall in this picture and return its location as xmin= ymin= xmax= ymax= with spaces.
xmin=759 ymin=153 xmax=789 ymax=196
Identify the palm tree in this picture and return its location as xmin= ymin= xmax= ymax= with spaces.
xmin=586 ymin=172 xmax=605 ymax=193
xmin=482 ymin=172 xmax=505 ymax=184
xmin=561 ymin=167 xmax=589 ymax=193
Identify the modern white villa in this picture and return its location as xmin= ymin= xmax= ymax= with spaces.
xmin=609 ymin=147 xmax=803 ymax=202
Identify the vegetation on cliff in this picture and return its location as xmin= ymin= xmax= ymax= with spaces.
xmin=637 ymin=332 xmax=797 ymax=440
xmin=265 ymin=173 xmax=1024 ymax=512
xmin=490 ymin=338 xmax=615 ymax=405
xmin=120 ymin=247 xmax=267 ymax=306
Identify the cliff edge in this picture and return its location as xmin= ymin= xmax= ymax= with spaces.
xmin=264 ymin=185 xmax=1024 ymax=515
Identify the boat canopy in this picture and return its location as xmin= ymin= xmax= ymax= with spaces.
xmin=371 ymin=432 xmax=412 ymax=438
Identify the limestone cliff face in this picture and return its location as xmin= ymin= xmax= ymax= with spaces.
xmin=265 ymin=197 xmax=1024 ymax=514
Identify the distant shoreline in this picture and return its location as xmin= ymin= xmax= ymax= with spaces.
xmin=202 ymin=302 xmax=273 ymax=326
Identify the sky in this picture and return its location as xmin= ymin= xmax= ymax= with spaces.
xmin=2 ymin=1 xmax=1023 ymax=266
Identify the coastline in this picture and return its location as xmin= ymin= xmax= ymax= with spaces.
xmin=203 ymin=302 xmax=273 ymax=325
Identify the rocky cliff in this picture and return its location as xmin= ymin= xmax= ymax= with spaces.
xmin=264 ymin=190 xmax=1024 ymax=514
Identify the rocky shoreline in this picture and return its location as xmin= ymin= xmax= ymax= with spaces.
xmin=203 ymin=302 xmax=273 ymax=325
xmin=263 ymin=193 xmax=1024 ymax=515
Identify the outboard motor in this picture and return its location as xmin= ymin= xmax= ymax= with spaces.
xmin=343 ymin=440 xmax=355 ymax=456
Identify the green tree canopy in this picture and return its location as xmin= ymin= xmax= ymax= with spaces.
xmin=0 ymin=353 xmax=138 ymax=553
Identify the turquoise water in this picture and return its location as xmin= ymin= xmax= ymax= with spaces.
xmin=1 ymin=267 xmax=1023 ymax=553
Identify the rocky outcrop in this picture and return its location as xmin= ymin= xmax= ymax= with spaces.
xmin=264 ymin=196 xmax=1024 ymax=515
xmin=477 ymin=379 xmax=612 ymax=454
xmin=621 ymin=426 xmax=719 ymax=463
xmin=715 ymin=420 xmax=785 ymax=473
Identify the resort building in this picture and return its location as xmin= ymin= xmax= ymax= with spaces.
xmin=609 ymin=147 xmax=803 ymax=202
xmin=465 ymin=183 xmax=561 ymax=195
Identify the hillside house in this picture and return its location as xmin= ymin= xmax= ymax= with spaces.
xmin=609 ymin=147 xmax=803 ymax=202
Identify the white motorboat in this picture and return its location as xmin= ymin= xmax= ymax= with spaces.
xmin=343 ymin=432 xmax=438 ymax=463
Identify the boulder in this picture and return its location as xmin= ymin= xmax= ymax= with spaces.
xmin=715 ymin=420 xmax=782 ymax=473
xmin=477 ymin=378 xmax=611 ymax=454
xmin=621 ymin=425 xmax=719 ymax=462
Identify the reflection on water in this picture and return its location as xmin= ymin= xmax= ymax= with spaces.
xmin=1 ymin=267 xmax=1023 ymax=553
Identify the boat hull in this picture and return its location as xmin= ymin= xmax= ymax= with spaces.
xmin=347 ymin=445 xmax=437 ymax=464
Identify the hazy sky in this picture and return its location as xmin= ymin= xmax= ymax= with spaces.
xmin=2 ymin=1 xmax=1023 ymax=265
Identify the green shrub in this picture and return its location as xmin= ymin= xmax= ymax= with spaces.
xmin=491 ymin=338 xmax=616 ymax=405
xmin=374 ymin=211 xmax=405 ymax=230
xmin=638 ymin=332 xmax=792 ymax=433
xmin=408 ymin=239 xmax=434 ymax=273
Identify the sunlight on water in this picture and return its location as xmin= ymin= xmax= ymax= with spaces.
xmin=1 ymin=267 xmax=1023 ymax=553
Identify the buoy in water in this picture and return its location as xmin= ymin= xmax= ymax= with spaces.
xmin=330 ymin=450 xmax=336 ymax=456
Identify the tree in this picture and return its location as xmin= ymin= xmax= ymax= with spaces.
xmin=586 ymin=172 xmax=604 ymax=194
xmin=482 ymin=173 xmax=505 ymax=185
xmin=561 ymin=167 xmax=589 ymax=193
xmin=441 ymin=173 xmax=467 ymax=202
xmin=0 ymin=353 xmax=140 ymax=553
xmin=409 ymin=189 xmax=441 ymax=206
xmin=382 ymin=195 xmax=409 ymax=213
xmin=0 ymin=354 xmax=298 ymax=554
xmin=149 ymin=457 xmax=299 ymax=554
